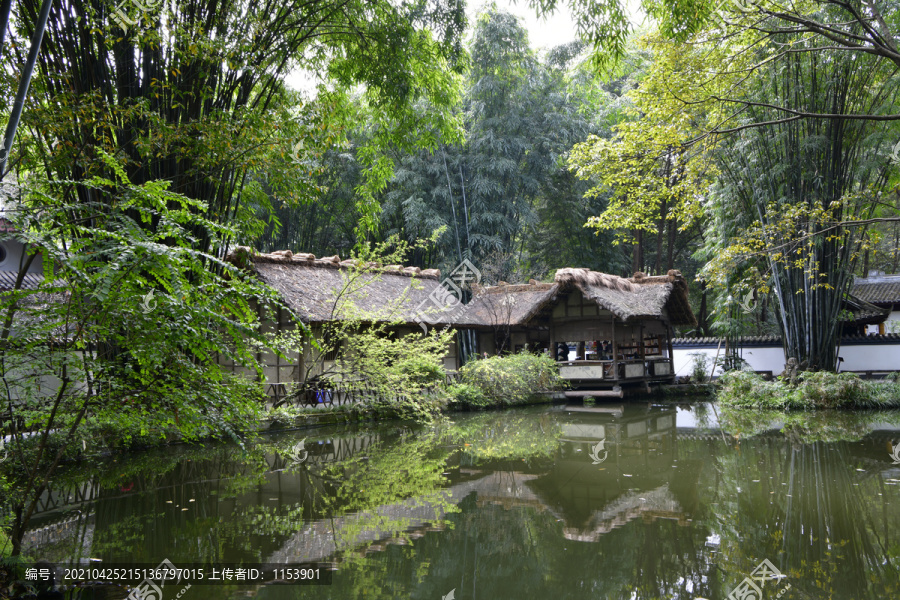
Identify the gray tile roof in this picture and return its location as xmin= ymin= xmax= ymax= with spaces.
xmin=0 ymin=270 xmax=43 ymax=291
xmin=851 ymin=277 xmax=900 ymax=307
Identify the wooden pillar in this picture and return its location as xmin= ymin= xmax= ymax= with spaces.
xmin=611 ymin=315 xmax=618 ymax=380
xmin=667 ymin=324 xmax=675 ymax=374
xmin=276 ymin=306 xmax=282 ymax=384
xmin=549 ymin=323 xmax=555 ymax=362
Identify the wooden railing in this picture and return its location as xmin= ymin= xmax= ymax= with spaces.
xmin=268 ymin=377 xmax=416 ymax=409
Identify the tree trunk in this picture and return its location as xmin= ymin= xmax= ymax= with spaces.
xmin=632 ymin=229 xmax=643 ymax=274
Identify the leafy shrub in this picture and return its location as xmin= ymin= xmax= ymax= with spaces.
xmin=790 ymin=371 xmax=867 ymax=408
xmin=395 ymin=352 xmax=446 ymax=389
xmin=717 ymin=370 xmax=785 ymax=408
xmin=446 ymin=383 xmax=489 ymax=408
xmin=456 ymin=350 xmax=565 ymax=407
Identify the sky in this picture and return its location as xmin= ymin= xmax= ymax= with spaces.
xmin=471 ymin=0 xmax=580 ymax=50
xmin=482 ymin=0 xmax=647 ymax=50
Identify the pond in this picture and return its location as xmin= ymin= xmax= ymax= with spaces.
xmin=14 ymin=402 xmax=900 ymax=599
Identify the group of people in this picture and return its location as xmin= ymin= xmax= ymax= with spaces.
xmin=554 ymin=341 xmax=614 ymax=361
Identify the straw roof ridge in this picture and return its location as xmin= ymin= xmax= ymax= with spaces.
xmin=227 ymin=246 xmax=441 ymax=280
xmin=556 ymin=268 xmax=670 ymax=321
xmin=474 ymin=281 xmax=556 ymax=295
xmin=555 ymin=268 xmax=696 ymax=326
xmin=555 ymin=268 xmax=637 ymax=292
xmin=458 ymin=268 xmax=698 ymax=327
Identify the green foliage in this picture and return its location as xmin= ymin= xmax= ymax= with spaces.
xmin=455 ymin=350 xmax=565 ymax=407
xmin=444 ymin=409 xmax=562 ymax=463
xmin=718 ymin=406 xmax=900 ymax=443
xmin=280 ymin=236 xmax=455 ymax=422
xmin=446 ymin=382 xmax=490 ymax=408
xmin=0 ymin=160 xmax=309 ymax=555
xmin=6 ymin=0 xmax=467 ymax=252
xmin=718 ymin=370 xmax=900 ymax=410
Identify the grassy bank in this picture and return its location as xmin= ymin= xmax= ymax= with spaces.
xmin=25 ymin=352 xmax=568 ymax=457
xmin=717 ymin=370 xmax=900 ymax=410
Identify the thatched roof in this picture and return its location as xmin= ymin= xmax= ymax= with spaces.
xmin=226 ymin=247 xmax=452 ymax=324
xmin=558 ymin=268 xmax=695 ymax=325
xmin=453 ymin=281 xmax=559 ymax=327
xmin=460 ymin=269 xmax=697 ymax=327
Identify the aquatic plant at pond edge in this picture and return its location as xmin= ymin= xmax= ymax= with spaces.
xmin=718 ymin=370 xmax=900 ymax=410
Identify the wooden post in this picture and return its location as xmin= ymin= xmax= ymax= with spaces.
xmin=666 ymin=326 xmax=675 ymax=376
xmin=611 ymin=315 xmax=618 ymax=380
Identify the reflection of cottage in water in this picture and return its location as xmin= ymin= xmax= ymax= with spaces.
xmin=525 ymin=405 xmax=699 ymax=541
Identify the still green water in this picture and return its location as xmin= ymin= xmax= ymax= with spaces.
xmin=22 ymin=403 xmax=900 ymax=599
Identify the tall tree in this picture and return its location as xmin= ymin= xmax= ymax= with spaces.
xmin=381 ymin=8 xmax=617 ymax=276
xmin=704 ymin=45 xmax=896 ymax=369
xmin=2 ymin=0 xmax=466 ymax=252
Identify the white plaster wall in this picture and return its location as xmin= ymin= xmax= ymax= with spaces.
xmin=0 ymin=239 xmax=43 ymax=273
xmin=837 ymin=344 xmax=900 ymax=371
xmin=672 ymin=346 xmax=787 ymax=378
xmin=674 ymin=342 xmax=900 ymax=376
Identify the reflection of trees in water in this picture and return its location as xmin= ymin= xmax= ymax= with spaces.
xmin=705 ymin=436 xmax=900 ymax=599
xmin=20 ymin=408 xmax=900 ymax=600
xmin=32 ymin=423 xmax=462 ymax=567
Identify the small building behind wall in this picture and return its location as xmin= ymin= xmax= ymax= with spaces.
xmin=460 ymin=269 xmax=697 ymax=392
xmin=852 ymin=271 xmax=900 ymax=334
xmin=222 ymin=247 xmax=463 ymax=397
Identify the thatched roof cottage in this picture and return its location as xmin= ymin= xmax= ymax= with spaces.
xmin=222 ymin=247 xmax=466 ymax=397
xmin=458 ymin=268 xmax=697 ymax=393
